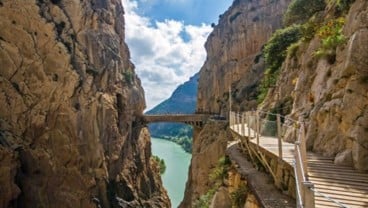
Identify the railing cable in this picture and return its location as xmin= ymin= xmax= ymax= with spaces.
xmin=310 ymin=188 xmax=350 ymax=208
xmin=229 ymin=110 xmax=353 ymax=208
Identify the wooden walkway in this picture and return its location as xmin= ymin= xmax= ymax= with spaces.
xmin=230 ymin=123 xmax=368 ymax=208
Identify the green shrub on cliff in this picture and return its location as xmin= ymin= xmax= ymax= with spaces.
xmin=152 ymin=155 xmax=166 ymax=175
xmin=231 ymin=184 xmax=247 ymax=208
xmin=209 ymin=156 xmax=231 ymax=185
xmin=330 ymin=0 xmax=355 ymax=15
xmin=123 ymin=71 xmax=134 ymax=85
xmin=258 ymin=25 xmax=302 ymax=103
xmin=284 ymin=0 xmax=326 ymax=25
xmin=193 ymin=188 xmax=216 ymax=208
xmin=264 ymin=25 xmax=302 ymax=76
xmin=314 ymin=17 xmax=346 ymax=63
xmin=194 ymin=157 xmax=231 ymax=208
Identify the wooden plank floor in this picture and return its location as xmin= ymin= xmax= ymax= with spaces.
xmin=231 ymin=124 xmax=368 ymax=208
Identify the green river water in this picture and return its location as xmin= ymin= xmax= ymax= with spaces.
xmin=151 ymin=138 xmax=191 ymax=208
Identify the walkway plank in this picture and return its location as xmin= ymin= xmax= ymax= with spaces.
xmin=230 ymin=123 xmax=368 ymax=208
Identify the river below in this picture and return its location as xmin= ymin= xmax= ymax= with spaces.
xmin=151 ymin=138 xmax=191 ymax=208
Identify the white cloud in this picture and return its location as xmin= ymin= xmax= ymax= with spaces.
xmin=122 ymin=0 xmax=212 ymax=111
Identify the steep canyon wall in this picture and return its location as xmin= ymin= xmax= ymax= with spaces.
xmin=182 ymin=0 xmax=291 ymax=206
xmin=197 ymin=0 xmax=291 ymax=115
xmin=0 ymin=0 xmax=169 ymax=207
xmin=185 ymin=0 xmax=368 ymax=206
xmin=262 ymin=0 xmax=368 ymax=171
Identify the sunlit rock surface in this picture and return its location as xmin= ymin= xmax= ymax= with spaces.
xmin=0 ymin=0 xmax=169 ymax=207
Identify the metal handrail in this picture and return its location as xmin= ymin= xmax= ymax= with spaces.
xmin=295 ymin=141 xmax=306 ymax=182
xmin=229 ymin=110 xmax=352 ymax=208
xmin=257 ymin=109 xmax=299 ymax=123
xmin=293 ymin=160 xmax=304 ymax=207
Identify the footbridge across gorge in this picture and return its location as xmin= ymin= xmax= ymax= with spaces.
xmin=143 ymin=114 xmax=214 ymax=127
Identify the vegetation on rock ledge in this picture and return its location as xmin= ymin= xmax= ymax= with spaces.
xmin=258 ymin=25 xmax=302 ymax=103
xmin=194 ymin=156 xmax=231 ymax=208
xmin=231 ymin=184 xmax=248 ymax=208
xmin=315 ymin=17 xmax=346 ymax=63
xmin=152 ymin=155 xmax=166 ymax=175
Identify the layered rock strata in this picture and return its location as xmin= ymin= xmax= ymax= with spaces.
xmin=197 ymin=0 xmax=291 ymax=115
xmin=0 ymin=0 xmax=169 ymax=207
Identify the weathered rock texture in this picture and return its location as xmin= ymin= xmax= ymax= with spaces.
xmin=180 ymin=121 xmax=232 ymax=207
xmin=262 ymin=0 xmax=368 ymax=171
xmin=197 ymin=0 xmax=291 ymax=115
xmin=182 ymin=0 xmax=292 ymax=206
xmin=0 ymin=0 xmax=169 ymax=207
xmin=209 ymin=187 xmax=232 ymax=208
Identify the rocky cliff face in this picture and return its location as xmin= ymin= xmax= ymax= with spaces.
xmin=181 ymin=0 xmax=291 ymax=206
xmin=180 ymin=122 xmax=231 ymax=208
xmin=262 ymin=0 xmax=368 ymax=171
xmin=191 ymin=1 xmax=368 ymax=206
xmin=197 ymin=0 xmax=291 ymax=115
xmin=0 ymin=0 xmax=169 ymax=207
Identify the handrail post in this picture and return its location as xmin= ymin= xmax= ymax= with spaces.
xmin=256 ymin=110 xmax=260 ymax=147
xmin=303 ymin=181 xmax=315 ymax=208
xmin=237 ymin=112 xmax=241 ymax=134
xmin=230 ymin=111 xmax=233 ymax=126
xmin=235 ymin=112 xmax=239 ymax=132
xmin=253 ymin=111 xmax=256 ymax=138
xmin=295 ymin=142 xmax=305 ymax=203
xmin=293 ymin=118 xmax=315 ymax=208
xmin=233 ymin=112 xmax=235 ymax=127
xmin=240 ymin=112 xmax=242 ymax=135
xmin=299 ymin=121 xmax=308 ymax=178
xmin=234 ymin=111 xmax=238 ymax=131
xmin=241 ymin=112 xmax=246 ymax=136
xmin=233 ymin=112 xmax=236 ymax=127
xmin=277 ymin=114 xmax=283 ymax=159
xmin=247 ymin=112 xmax=251 ymax=138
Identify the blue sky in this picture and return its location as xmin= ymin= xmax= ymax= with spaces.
xmin=122 ymin=0 xmax=232 ymax=110
xmin=134 ymin=0 xmax=232 ymax=25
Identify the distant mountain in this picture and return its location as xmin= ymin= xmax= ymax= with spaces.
xmin=146 ymin=73 xmax=198 ymax=152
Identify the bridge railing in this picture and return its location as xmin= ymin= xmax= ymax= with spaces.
xmin=229 ymin=111 xmax=315 ymax=208
xmin=230 ymin=111 xmax=290 ymax=159
xmin=294 ymin=121 xmax=315 ymax=208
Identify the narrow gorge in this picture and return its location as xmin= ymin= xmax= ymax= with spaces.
xmin=1 ymin=0 xmax=368 ymax=208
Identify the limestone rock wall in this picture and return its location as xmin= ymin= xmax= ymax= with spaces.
xmin=0 ymin=0 xmax=169 ymax=207
xmin=183 ymin=0 xmax=292 ymax=206
xmin=179 ymin=122 xmax=232 ymax=207
xmin=262 ymin=0 xmax=368 ymax=171
xmin=197 ymin=0 xmax=291 ymax=115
